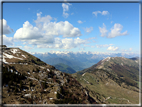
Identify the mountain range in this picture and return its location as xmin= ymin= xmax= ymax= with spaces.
xmin=1 ymin=45 xmax=140 ymax=104
xmin=32 ymin=51 xmax=139 ymax=72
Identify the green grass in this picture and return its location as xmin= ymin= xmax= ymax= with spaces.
xmin=72 ymin=72 xmax=139 ymax=104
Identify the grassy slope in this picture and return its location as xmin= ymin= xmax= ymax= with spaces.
xmin=72 ymin=72 xmax=139 ymax=104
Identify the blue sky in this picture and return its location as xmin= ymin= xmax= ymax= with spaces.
xmin=2 ymin=2 xmax=140 ymax=54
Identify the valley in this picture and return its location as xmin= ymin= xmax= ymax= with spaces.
xmin=1 ymin=46 xmax=140 ymax=104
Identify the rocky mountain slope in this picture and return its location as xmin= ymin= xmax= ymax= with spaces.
xmin=72 ymin=57 xmax=140 ymax=104
xmin=2 ymin=46 xmax=97 ymax=104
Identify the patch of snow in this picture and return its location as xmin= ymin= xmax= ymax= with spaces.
xmin=83 ymin=78 xmax=89 ymax=84
xmin=3 ymin=53 xmax=23 ymax=60
xmin=101 ymin=57 xmax=111 ymax=65
xmin=49 ymin=98 xmax=53 ymax=100
xmin=82 ymin=73 xmax=86 ymax=76
xmin=11 ymin=49 xmax=19 ymax=54
xmin=24 ymin=94 xmax=31 ymax=97
xmin=121 ymin=63 xmax=123 ymax=66
xmin=47 ymin=69 xmax=50 ymax=72
xmin=102 ymin=57 xmax=111 ymax=61
xmin=10 ymin=69 xmax=13 ymax=73
xmin=21 ymin=54 xmax=26 ymax=58
xmin=3 ymin=57 xmax=9 ymax=64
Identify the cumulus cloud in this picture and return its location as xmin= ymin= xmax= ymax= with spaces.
xmin=99 ymin=23 xmax=108 ymax=37
xmin=14 ymin=12 xmax=82 ymax=47
xmin=129 ymin=48 xmax=132 ymax=51
xmin=99 ymin=23 xmax=128 ymax=38
xmin=37 ymin=37 xmax=88 ymax=49
xmin=14 ymin=21 xmax=43 ymax=40
xmin=62 ymin=3 xmax=72 ymax=18
xmin=0 ymin=19 xmax=13 ymax=34
xmin=1 ymin=35 xmax=14 ymax=46
xmin=108 ymin=23 xmax=128 ymax=38
xmin=34 ymin=12 xmax=52 ymax=28
xmin=77 ymin=20 xmax=83 ymax=24
xmin=107 ymin=46 xmax=119 ymax=51
xmin=84 ymin=27 xmax=93 ymax=33
xmin=41 ymin=21 xmax=82 ymax=37
xmin=92 ymin=11 xmax=109 ymax=17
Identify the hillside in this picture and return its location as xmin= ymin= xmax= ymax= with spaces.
xmin=54 ymin=63 xmax=76 ymax=74
xmin=72 ymin=57 xmax=140 ymax=104
xmin=2 ymin=46 xmax=97 ymax=104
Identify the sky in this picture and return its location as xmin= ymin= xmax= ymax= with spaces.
xmin=2 ymin=2 xmax=140 ymax=54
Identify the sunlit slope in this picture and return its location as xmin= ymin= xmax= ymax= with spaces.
xmin=72 ymin=57 xmax=140 ymax=104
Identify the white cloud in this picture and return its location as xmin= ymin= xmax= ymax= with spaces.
xmin=99 ymin=23 xmax=128 ymax=38
xmin=84 ymin=27 xmax=93 ymax=33
xmin=37 ymin=37 xmax=88 ymax=49
xmin=102 ymin=11 xmax=109 ymax=15
xmin=92 ymin=11 xmax=101 ymax=16
xmin=108 ymin=23 xmax=128 ymax=38
xmin=14 ymin=21 xmax=43 ymax=40
xmin=77 ymin=20 xmax=83 ymax=24
xmin=92 ymin=11 xmax=109 ymax=17
xmin=14 ymin=13 xmax=82 ymax=46
xmin=62 ymin=3 xmax=72 ymax=18
xmin=34 ymin=12 xmax=52 ymax=29
xmin=99 ymin=23 xmax=108 ymax=37
xmin=0 ymin=19 xmax=13 ymax=34
xmin=111 ymin=21 xmax=113 ymax=24
xmin=42 ymin=21 xmax=82 ymax=37
xmin=2 ymin=35 xmax=14 ymax=46
xmin=107 ymin=46 xmax=119 ymax=51
xmin=36 ymin=12 xmax=52 ymax=23
xmin=129 ymin=48 xmax=132 ymax=51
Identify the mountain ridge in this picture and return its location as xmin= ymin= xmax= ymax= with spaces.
xmin=72 ymin=56 xmax=140 ymax=104
xmin=2 ymin=46 xmax=97 ymax=104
